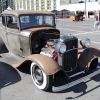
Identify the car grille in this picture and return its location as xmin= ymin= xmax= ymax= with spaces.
xmin=62 ymin=38 xmax=78 ymax=72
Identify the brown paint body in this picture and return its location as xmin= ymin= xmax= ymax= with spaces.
xmin=12 ymin=54 xmax=61 ymax=75
xmin=1 ymin=10 xmax=100 ymax=77
xmin=78 ymin=45 xmax=100 ymax=71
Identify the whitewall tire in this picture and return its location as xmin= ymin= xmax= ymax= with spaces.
xmin=31 ymin=62 xmax=53 ymax=91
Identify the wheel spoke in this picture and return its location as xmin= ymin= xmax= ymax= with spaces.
xmin=32 ymin=66 xmax=43 ymax=86
xmin=31 ymin=62 xmax=53 ymax=90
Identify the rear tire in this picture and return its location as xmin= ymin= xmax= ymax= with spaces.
xmin=31 ymin=62 xmax=53 ymax=91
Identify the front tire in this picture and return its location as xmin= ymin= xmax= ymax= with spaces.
xmin=31 ymin=62 xmax=53 ymax=91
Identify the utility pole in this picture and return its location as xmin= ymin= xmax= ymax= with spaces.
xmin=85 ymin=0 xmax=87 ymax=18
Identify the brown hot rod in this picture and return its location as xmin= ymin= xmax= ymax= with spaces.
xmin=0 ymin=10 xmax=100 ymax=92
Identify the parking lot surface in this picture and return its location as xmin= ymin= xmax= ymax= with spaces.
xmin=0 ymin=18 xmax=100 ymax=100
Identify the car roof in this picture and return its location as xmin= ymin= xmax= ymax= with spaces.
xmin=2 ymin=10 xmax=54 ymax=16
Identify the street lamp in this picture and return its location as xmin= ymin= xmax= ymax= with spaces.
xmin=85 ymin=0 xmax=87 ymax=18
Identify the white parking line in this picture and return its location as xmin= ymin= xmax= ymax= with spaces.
xmin=58 ymin=28 xmax=85 ymax=33
xmin=78 ymin=24 xmax=93 ymax=26
xmin=58 ymin=27 xmax=100 ymax=36
xmin=90 ymin=32 xmax=100 ymax=35
xmin=58 ymin=27 xmax=98 ymax=35
xmin=66 ymin=25 xmax=92 ymax=29
xmin=78 ymin=39 xmax=100 ymax=45
xmin=74 ymin=31 xmax=99 ymax=35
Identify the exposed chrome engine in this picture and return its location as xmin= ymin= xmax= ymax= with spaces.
xmin=31 ymin=29 xmax=60 ymax=54
xmin=40 ymin=34 xmax=78 ymax=72
xmin=31 ymin=30 xmax=88 ymax=72
xmin=40 ymin=40 xmax=58 ymax=61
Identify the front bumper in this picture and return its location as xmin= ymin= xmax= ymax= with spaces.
xmin=52 ymin=66 xmax=100 ymax=92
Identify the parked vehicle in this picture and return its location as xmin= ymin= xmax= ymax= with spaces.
xmin=0 ymin=10 xmax=100 ymax=92
xmin=70 ymin=12 xmax=85 ymax=21
xmin=70 ymin=14 xmax=85 ymax=21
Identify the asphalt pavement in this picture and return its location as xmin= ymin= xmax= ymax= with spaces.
xmin=0 ymin=18 xmax=100 ymax=100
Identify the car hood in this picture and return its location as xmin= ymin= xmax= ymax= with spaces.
xmin=20 ymin=27 xmax=57 ymax=37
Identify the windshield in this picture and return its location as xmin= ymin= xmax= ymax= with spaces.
xmin=20 ymin=15 xmax=55 ymax=29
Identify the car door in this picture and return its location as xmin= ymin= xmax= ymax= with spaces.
xmin=0 ymin=14 xmax=10 ymax=49
xmin=5 ymin=15 xmax=23 ymax=56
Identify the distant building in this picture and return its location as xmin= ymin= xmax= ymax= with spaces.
xmin=60 ymin=0 xmax=79 ymax=5
xmin=14 ymin=0 xmax=57 ymax=11
xmin=57 ymin=1 xmax=100 ymax=11
xmin=0 ymin=0 xmax=8 ymax=12
xmin=59 ymin=0 xmax=100 ymax=5
xmin=79 ymin=0 xmax=100 ymax=2
xmin=7 ymin=0 xmax=15 ymax=10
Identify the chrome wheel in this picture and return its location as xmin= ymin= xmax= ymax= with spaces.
xmin=33 ymin=66 xmax=43 ymax=86
xmin=31 ymin=62 xmax=53 ymax=91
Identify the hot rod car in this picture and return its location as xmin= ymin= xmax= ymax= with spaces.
xmin=0 ymin=10 xmax=100 ymax=92
xmin=70 ymin=13 xmax=84 ymax=21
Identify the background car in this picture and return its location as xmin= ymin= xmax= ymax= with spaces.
xmin=70 ymin=11 xmax=85 ymax=21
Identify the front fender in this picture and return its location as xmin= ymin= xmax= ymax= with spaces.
xmin=78 ymin=45 xmax=100 ymax=71
xmin=12 ymin=54 xmax=61 ymax=75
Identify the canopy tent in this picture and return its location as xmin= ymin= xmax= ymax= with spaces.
xmin=51 ymin=10 xmax=59 ymax=13
xmin=61 ymin=9 xmax=69 ymax=12
xmin=51 ymin=10 xmax=62 ymax=18
xmin=61 ymin=9 xmax=70 ymax=18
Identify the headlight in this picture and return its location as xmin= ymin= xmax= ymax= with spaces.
xmin=59 ymin=44 xmax=66 ymax=53
xmin=80 ymin=38 xmax=91 ymax=48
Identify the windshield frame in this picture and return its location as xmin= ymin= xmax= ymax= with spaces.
xmin=19 ymin=14 xmax=55 ymax=30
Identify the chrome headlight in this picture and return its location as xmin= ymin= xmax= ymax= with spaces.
xmin=80 ymin=38 xmax=91 ymax=48
xmin=59 ymin=44 xmax=66 ymax=53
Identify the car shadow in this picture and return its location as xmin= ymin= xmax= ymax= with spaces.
xmin=64 ymin=73 xmax=100 ymax=99
xmin=17 ymin=63 xmax=31 ymax=74
xmin=50 ymin=63 xmax=100 ymax=99
xmin=0 ymin=62 xmax=21 ymax=89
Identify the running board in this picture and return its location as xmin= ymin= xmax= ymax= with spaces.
xmin=52 ymin=66 xmax=100 ymax=92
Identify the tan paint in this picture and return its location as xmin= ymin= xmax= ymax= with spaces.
xmin=12 ymin=54 xmax=61 ymax=75
xmin=12 ymin=44 xmax=100 ymax=75
xmin=21 ymin=27 xmax=56 ymax=35
xmin=78 ymin=45 xmax=100 ymax=71
xmin=2 ymin=10 xmax=54 ymax=17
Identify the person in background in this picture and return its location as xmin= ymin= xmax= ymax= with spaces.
xmin=98 ymin=11 xmax=100 ymax=30
xmin=93 ymin=11 xmax=100 ymax=30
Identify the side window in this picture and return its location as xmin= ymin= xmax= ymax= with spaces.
xmin=2 ymin=16 xmax=6 ymax=26
xmin=6 ymin=16 xmax=18 ymax=29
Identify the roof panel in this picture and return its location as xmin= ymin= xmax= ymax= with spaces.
xmin=2 ymin=10 xmax=54 ymax=16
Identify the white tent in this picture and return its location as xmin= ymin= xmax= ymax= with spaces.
xmin=7 ymin=6 xmax=12 ymax=10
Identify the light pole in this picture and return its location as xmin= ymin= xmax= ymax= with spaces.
xmin=85 ymin=0 xmax=87 ymax=18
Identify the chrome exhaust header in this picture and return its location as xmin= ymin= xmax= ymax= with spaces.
xmin=52 ymin=66 xmax=100 ymax=92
